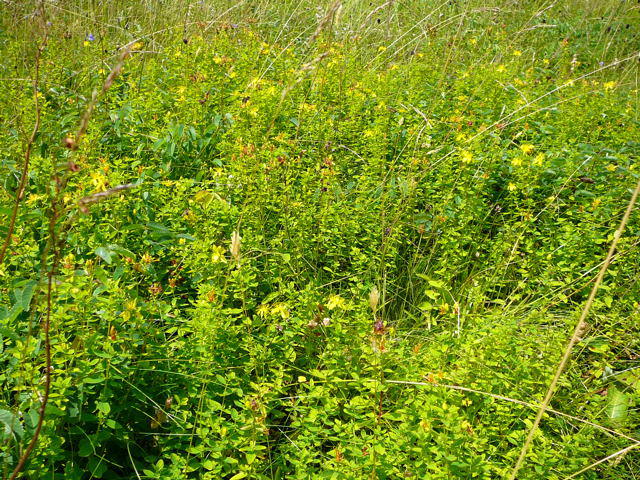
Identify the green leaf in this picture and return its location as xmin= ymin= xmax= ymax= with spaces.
xmin=606 ymin=387 xmax=629 ymax=424
xmin=617 ymin=369 xmax=640 ymax=392
xmin=0 ymin=326 xmax=19 ymax=341
xmin=96 ymin=402 xmax=111 ymax=415
xmin=202 ymin=459 xmax=216 ymax=470
xmin=418 ymin=301 xmax=433 ymax=311
xmin=78 ymin=438 xmax=94 ymax=457
xmin=95 ymin=247 xmax=113 ymax=264
xmin=88 ymin=455 xmax=107 ymax=478
xmin=14 ymin=280 xmax=37 ymax=311
xmin=109 ymin=244 xmax=135 ymax=259
xmin=0 ymin=302 xmax=23 ymax=323
xmin=84 ymin=375 xmax=106 ymax=384
xmin=0 ymin=408 xmax=24 ymax=439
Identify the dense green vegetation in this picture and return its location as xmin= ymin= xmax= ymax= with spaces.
xmin=1 ymin=1 xmax=639 ymax=478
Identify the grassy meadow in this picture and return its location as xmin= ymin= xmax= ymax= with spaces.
xmin=1 ymin=0 xmax=639 ymax=478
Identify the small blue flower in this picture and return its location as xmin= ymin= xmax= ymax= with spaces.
xmin=599 ymin=61 xmax=605 ymax=67
xmin=87 ymin=33 xmax=95 ymax=41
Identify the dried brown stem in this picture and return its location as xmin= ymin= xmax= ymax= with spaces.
xmin=0 ymin=17 xmax=47 ymax=266
xmin=8 ymin=203 xmax=58 ymax=480
xmin=7 ymin=37 xmax=132 ymax=480
xmin=65 ymin=46 xmax=131 ymax=151
xmin=78 ymin=182 xmax=136 ymax=207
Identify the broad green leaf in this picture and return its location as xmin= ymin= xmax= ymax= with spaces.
xmin=606 ymin=387 xmax=629 ymax=424
xmin=0 ymin=408 xmax=24 ymax=439
xmin=78 ymin=438 xmax=93 ymax=457
xmin=14 ymin=280 xmax=37 ymax=311
xmin=96 ymin=402 xmax=111 ymax=415
xmin=95 ymin=246 xmax=113 ymax=264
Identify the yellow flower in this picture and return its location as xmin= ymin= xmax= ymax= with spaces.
xmin=520 ymin=144 xmax=535 ymax=154
xmin=496 ymin=64 xmax=506 ymax=73
xmin=27 ymin=193 xmax=45 ymax=205
xmin=271 ymin=303 xmax=290 ymax=319
xmin=511 ymin=157 xmax=523 ymax=167
xmin=603 ymin=81 xmax=616 ymax=90
xmin=460 ymin=150 xmax=473 ymax=164
xmin=327 ymin=294 xmax=347 ymax=310
xmin=507 ymin=182 xmax=517 ymax=191
xmin=211 ymin=245 xmax=227 ymax=263
xmin=90 ymin=172 xmax=108 ymax=191
xmin=513 ymin=50 xmax=522 ymax=57
xmin=62 ymin=253 xmax=75 ymax=269
xmin=606 ymin=164 xmax=617 ymax=172
xmin=533 ymin=153 xmax=545 ymax=166
xmin=378 ymin=45 xmax=387 ymax=52
xmin=256 ymin=304 xmax=270 ymax=318
xmin=364 ymin=129 xmax=376 ymax=138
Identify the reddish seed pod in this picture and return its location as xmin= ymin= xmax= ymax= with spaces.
xmin=373 ymin=320 xmax=385 ymax=335
xmin=64 ymin=137 xmax=77 ymax=150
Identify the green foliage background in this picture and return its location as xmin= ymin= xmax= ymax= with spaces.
xmin=0 ymin=0 xmax=639 ymax=478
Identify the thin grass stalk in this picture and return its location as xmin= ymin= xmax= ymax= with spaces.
xmin=562 ymin=443 xmax=640 ymax=480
